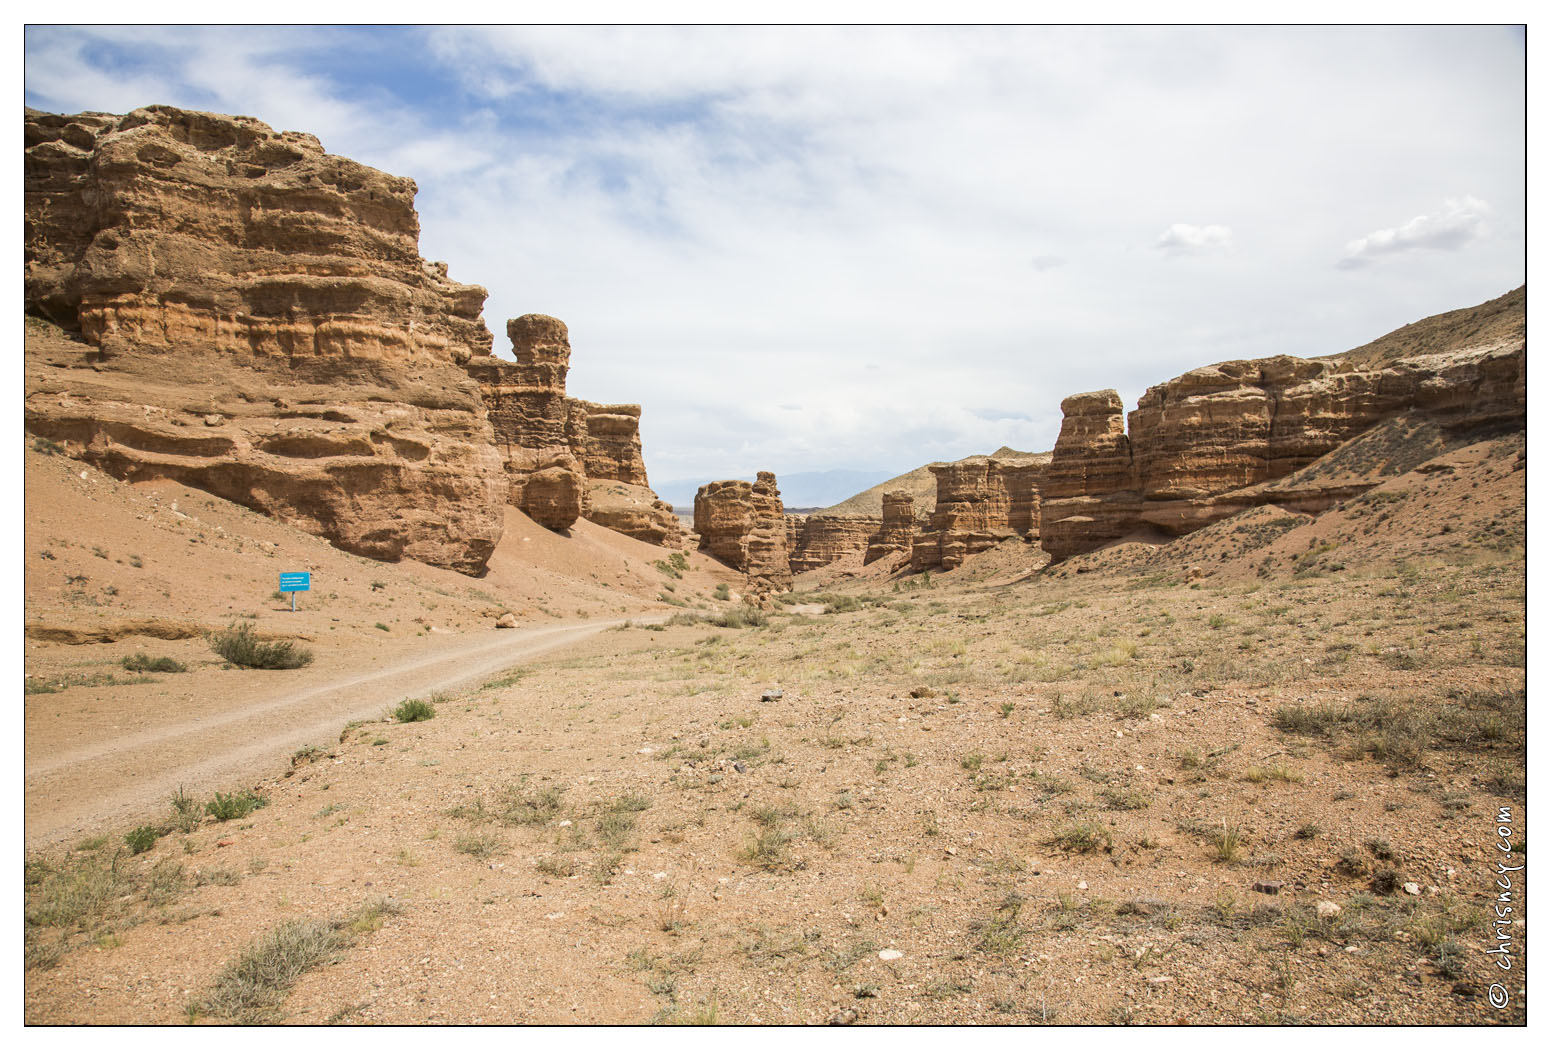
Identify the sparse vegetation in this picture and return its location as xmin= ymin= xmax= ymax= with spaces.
xmin=392 ymin=697 xmax=436 ymax=722
xmin=206 ymin=790 xmax=268 ymax=822
xmin=120 ymin=653 xmax=187 ymax=673
xmin=209 ymin=623 xmax=314 ymax=670
xmin=189 ymin=902 xmax=397 ymax=1023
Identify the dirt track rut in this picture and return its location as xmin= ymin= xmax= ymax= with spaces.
xmin=24 ymin=620 xmax=630 ymax=852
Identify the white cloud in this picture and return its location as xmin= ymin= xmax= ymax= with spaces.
xmin=1338 ymin=195 xmax=1491 ymax=268
xmin=1153 ymin=223 xmax=1235 ymax=256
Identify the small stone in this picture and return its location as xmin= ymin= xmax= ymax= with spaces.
xmin=216 ymin=838 xmax=234 ymax=847
xmin=1077 ymin=881 xmax=1088 ymax=891
xmin=1403 ymin=882 xmax=1421 ymax=896
xmin=1316 ymin=900 xmax=1342 ymax=919
xmin=636 ymin=746 xmax=654 ymax=754
xmin=1252 ymin=881 xmax=1284 ymax=895
xmin=944 ymin=846 xmax=957 ymax=856
xmin=827 ymin=1008 xmax=858 ymax=1025
xmin=878 ymin=949 xmax=903 ymax=962
xmin=1146 ymin=976 xmax=1171 ymax=984
xmin=733 ymin=761 xmax=748 ymax=774
xmin=761 ymin=689 xmax=783 ymax=702
xmin=495 ymin=612 xmax=518 ymax=629
xmin=203 ymin=413 xmax=223 ymax=426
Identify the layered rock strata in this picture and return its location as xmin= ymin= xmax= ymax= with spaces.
xmin=911 ymin=455 xmax=1048 ymax=571
xmin=465 ymin=315 xmax=584 ymax=530
xmin=864 ymin=491 xmax=918 ymax=566
xmin=1041 ymin=323 xmax=1526 ymax=560
xmin=693 ymin=471 xmax=792 ymax=594
xmin=24 ymin=105 xmax=506 ymax=573
xmin=467 ymin=314 xmax=684 ymax=540
xmin=24 ymin=104 xmax=686 ymax=568
xmin=788 ymin=514 xmax=883 ymax=574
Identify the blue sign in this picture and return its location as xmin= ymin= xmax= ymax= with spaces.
xmin=279 ymin=572 xmax=311 ymax=592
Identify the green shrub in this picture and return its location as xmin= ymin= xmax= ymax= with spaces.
xmin=392 ymin=697 xmax=436 ymax=723
xmin=170 ymin=787 xmax=202 ymax=833
xmin=206 ymin=791 xmax=268 ymax=822
xmin=209 ymin=623 xmax=313 ymax=670
xmin=121 ymin=654 xmax=187 ymax=673
xmin=124 ymin=826 xmax=161 ymax=855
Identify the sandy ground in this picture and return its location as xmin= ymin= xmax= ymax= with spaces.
xmin=25 ymin=618 xmax=650 ymax=853
xmin=21 ymin=427 xmax=1526 ymax=1025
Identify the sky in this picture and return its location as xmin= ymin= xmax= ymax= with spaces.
xmin=22 ymin=25 xmax=1527 ymax=498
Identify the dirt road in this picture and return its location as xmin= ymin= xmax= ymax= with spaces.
xmin=24 ymin=619 xmax=633 ymax=853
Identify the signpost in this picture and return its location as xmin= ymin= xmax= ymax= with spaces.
xmin=279 ymin=572 xmax=311 ymax=612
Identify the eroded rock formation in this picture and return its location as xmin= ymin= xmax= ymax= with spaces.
xmin=24 ymin=105 xmax=506 ymax=573
xmin=789 ymin=514 xmax=882 ymax=574
xmin=467 ymin=315 xmax=684 ymax=539
xmin=911 ymin=455 xmax=1048 ymax=570
xmin=25 ymin=104 xmax=684 ymax=564
xmin=864 ymin=491 xmax=917 ymax=566
xmin=693 ymin=471 xmax=792 ymax=594
xmin=466 ymin=315 xmax=584 ymax=530
xmin=1041 ymin=305 xmax=1526 ymax=560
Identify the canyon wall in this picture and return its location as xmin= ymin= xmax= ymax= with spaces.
xmin=693 ymin=472 xmax=792 ymax=595
xmin=1041 ymin=317 xmax=1526 ymax=560
xmin=24 ymin=105 xmax=506 ymax=573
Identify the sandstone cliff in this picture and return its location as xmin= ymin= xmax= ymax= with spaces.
xmin=465 ymin=314 xmax=684 ymax=541
xmin=1041 ymin=290 xmax=1526 ymax=560
xmin=24 ymin=105 xmax=684 ymax=569
xmin=788 ymin=514 xmax=882 ymax=574
xmin=24 ymin=105 xmax=506 ymax=573
xmin=693 ymin=472 xmax=792 ymax=595
xmin=864 ymin=491 xmax=918 ymax=567
xmin=911 ymin=454 xmax=1049 ymax=570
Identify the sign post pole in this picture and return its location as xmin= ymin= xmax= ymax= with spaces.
xmin=279 ymin=572 xmax=311 ymax=612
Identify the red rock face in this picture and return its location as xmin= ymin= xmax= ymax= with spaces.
xmin=1040 ymin=316 xmax=1526 ymax=561
xmin=693 ymin=471 xmax=792 ymax=595
xmin=864 ymin=491 xmax=917 ymax=566
xmin=24 ymin=105 xmax=506 ymax=574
